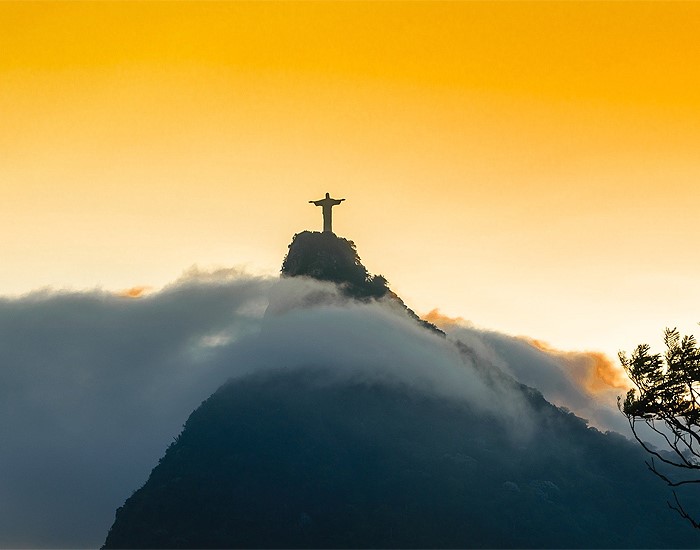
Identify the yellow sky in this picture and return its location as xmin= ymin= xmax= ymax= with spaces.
xmin=2 ymin=1 xmax=700 ymax=360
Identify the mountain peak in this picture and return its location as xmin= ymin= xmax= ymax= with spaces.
xmin=281 ymin=231 xmax=388 ymax=299
xmin=281 ymin=231 xmax=443 ymax=335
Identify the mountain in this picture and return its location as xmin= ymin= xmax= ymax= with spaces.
xmin=102 ymin=231 xmax=700 ymax=548
xmin=281 ymin=231 xmax=443 ymax=335
xmin=281 ymin=231 xmax=389 ymax=298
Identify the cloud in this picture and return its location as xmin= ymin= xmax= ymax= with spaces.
xmin=117 ymin=285 xmax=152 ymax=298
xmin=236 ymin=282 xmax=535 ymax=427
xmin=432 ymin=316 xmax=630 ymax=435
xmin=0 ymin=273 xmax=632 ymax=548
xmin=426 ymin=307 xmax=629 ymax=400
xmin=526 ymin=338 xmax=629 ymax=393
xmin=423 ymin=308 xmax=473 ymax=329
xmin=0 ymin=269 xmax=272 ymax=548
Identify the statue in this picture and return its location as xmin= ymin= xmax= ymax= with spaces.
xmin=309 ymin=192 xmax=345 ymax=233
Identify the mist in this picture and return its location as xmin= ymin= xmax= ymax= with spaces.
xmin=0 ymin=269 xmax=271 ymax=547
xmin=437 ymin=320 xmax=630 ymax=435
xmin=0 ymin=270 xmax=632 ymax=547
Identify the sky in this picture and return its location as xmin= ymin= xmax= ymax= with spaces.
xmin=3 ymin=1 xmax=700 ymax=361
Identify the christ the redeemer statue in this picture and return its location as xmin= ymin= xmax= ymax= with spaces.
xmin=309 ymin=192 xmax=345 ymax=233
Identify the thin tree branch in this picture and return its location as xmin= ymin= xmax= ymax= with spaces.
xmin=646 ymin=460 xmax=700 ymax=488
xmin=668 ymin=491 xmax=700 ymax=530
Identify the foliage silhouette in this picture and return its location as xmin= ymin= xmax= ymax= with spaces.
xmin=620 ymin=328 xmax=700 ymax=528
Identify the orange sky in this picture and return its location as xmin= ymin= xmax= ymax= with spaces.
xmin=2 ymin=1 xmax=700 ymax=361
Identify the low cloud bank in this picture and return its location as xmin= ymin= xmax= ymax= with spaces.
xmin=234 ymin=279 xmax=535 ymax=429
xmin=0 ymin=273 xmax=629 ymax=547
xmin=426 ymin=309 xmax=629 ymax=434
xmin=0 ymin=269 xmax=271 ymax=548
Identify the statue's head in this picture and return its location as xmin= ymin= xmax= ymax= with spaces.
xmin=325 ymin=192 xmax=330 ymax=198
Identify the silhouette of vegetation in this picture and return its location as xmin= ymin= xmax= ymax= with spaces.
xmin=281 ymin=231 xmax=442 ymax=335
xmin=103 ymin=365 xmax=700 ymax=548
xmin=619 ymin=328 xmax=700 ymax=528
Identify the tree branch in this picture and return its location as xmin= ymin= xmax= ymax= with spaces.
xmin=668 ymin=491 xmax=700 ymax=530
